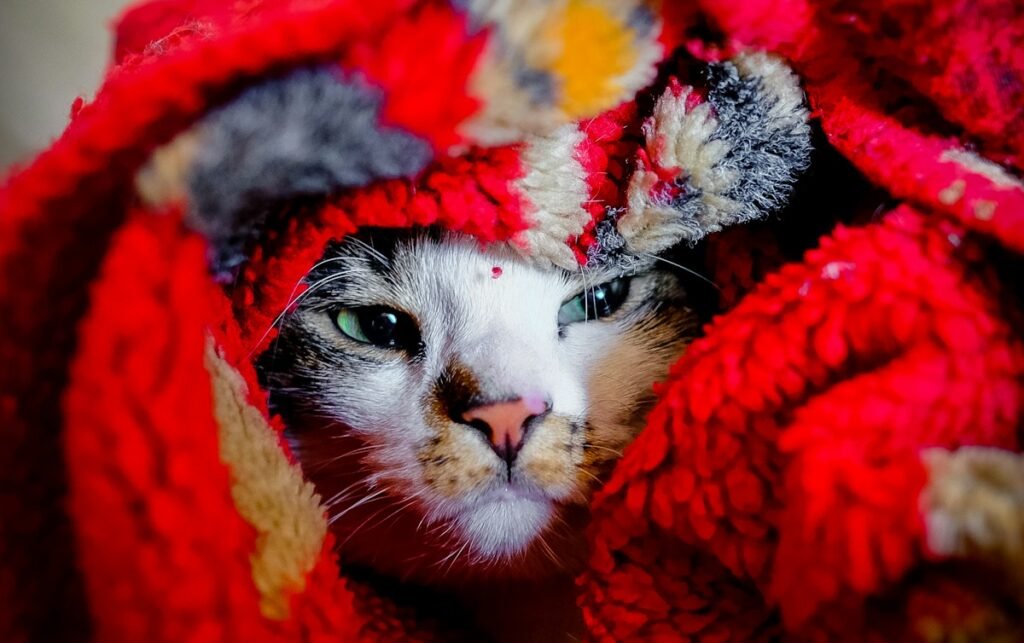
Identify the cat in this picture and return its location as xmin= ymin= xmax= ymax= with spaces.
xmin=259 ymin=229 xmax=698 ymax=640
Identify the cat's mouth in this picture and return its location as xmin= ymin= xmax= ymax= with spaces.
xmin=480 ymin=480 xmax=553 ymax=505
xmin=455 ymin=484 xmax=556 ymax=560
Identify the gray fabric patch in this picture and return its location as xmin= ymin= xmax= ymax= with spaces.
xmin=513 ymin=62 xmax=557 ymax=105
xmin=587 ymin=208 xmax=655 ymax=275
xmin=187 ymin=67 xmax=433 ymax=277
xmin=702 ymin=60 xmax=813 ymax=227
xmin=627 ymin=5 xmax=658 ymax=37
xmin=589 ymin=59 xmax=811 ymax=269
xmin=660 ymin=183 xmax=708 ymax=243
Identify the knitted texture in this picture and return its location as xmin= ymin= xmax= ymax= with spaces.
xmin=580 ymin=209 xmax=1024 ymax=641
xmin=1 ymin=0 xmax=1023 ymax=641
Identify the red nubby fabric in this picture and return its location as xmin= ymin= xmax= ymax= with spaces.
xmin=1 ymin=1 xmax=1022 ymax=642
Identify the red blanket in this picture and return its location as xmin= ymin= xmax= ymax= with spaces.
xmin=1 ymin=1 xmax=1022 ymax=641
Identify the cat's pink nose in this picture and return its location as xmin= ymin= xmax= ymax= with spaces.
xmin=462 ymin=395 xmax=551 ymax=464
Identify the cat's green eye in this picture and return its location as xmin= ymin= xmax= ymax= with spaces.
xmin=334 ymin=306 xmax=420 ymax=351
xmin=558 ymin=277 xmax=631 ymax=326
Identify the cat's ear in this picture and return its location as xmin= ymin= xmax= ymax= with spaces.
xmin=511 ymin=52 xmax=813 ymax=271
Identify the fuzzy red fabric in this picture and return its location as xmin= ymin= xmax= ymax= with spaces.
xmin=0 ymin=3 xmax=451 ymax=637
xmin=1 ymin=1 xmax=1022 ymax=642
xmin=63 ymin=211 xmax=271 ymax=643
xmin=581 ymin=208 xmax=1023 ymax=641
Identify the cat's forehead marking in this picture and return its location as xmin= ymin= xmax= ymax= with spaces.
xmin=322 ymin=231 xmax=635 ymax=306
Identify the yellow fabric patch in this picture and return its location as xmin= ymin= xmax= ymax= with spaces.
xmin=459 ymin=0 xmax=661 ymax=144
xmin=545 ymin=0 xmax=637 ymax=117
xmin=205 ymin=338 xmax=328 ymax=620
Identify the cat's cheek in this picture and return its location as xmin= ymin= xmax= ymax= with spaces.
xmin=516 ymin=416 xmax=585 ymax=502
xmin=417 ymin=421 xmax=502 ymax=500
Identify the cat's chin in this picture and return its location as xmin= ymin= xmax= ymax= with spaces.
xmin=456 ymin=487 xmax=555 ymax=562
xmin=333 ymin=486 xmax=590 ymax=585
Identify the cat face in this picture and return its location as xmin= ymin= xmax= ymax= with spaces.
xmin=260 ymin=231 xmax=696 ymax=580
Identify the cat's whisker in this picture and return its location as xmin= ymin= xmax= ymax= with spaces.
xmin=247 ymin=269 xmax=359 ymax=357
xmin=415 ymin=506 xmax=437 ymax=534
xmin=576 ymin=262 xmax=592 ymax=323
xmin=265 ymin=269 xmax=367 ymax=364
xmin=287 ymin=269 xmax=359 ymax=307
xmin=323 ymin=482 xmax=369 ymax=509
xmin=434 ymin=542 xmax=460 ymax=570
xmin=341 ymin=495 xmax=421 ymax=549
xmin=345 ymin=504 xmax=389 ymax=534
xmin=640 ymin=252 xmax=721 ymax=291
xmin=534 ymin=530 xmax=562 ymax=568
xmin=302 ymin=446 xmax=377 ymax=473
xmin=307 ymin=255 xmax=358 ymax=273
xmin=437 ymin=539 xmax=472 ymax=576
xmin=347 ymin=236 xmax=391 ymax=267
xmin=577 ymin=467 xmax=604 ymax=486
xmin=338 ymin=503 xmax=392 ymax=548
xmin=309 ymin=443 xmax=379 ymax=459
xmin=321 ymin=482 xmax=358 ymax=508
xmin=425 ymin=518 xmax=461 ymax=545
xmin=583 ymin=443 xmax=624 ymax=458
xmin=327 ymin=489 xmax=388 ymax=526
xmin=321 ymin=476 xmax=380 ymax=509
xmin=548 ymin=511 xmax=573 ymax=532
xmin=261 ymin=256 xmax=353 ymax=340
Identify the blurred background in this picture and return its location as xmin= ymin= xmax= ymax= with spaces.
xmin=0 ymin=0 xmax=130 ymax=168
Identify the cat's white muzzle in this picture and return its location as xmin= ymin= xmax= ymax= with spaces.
xmin=457 ymin=485 xmax=555 ymax=560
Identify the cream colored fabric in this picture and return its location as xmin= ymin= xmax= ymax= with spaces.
xmin=205 ymin=337 xmax=328 ymax=620
xmin=512 ymin=123 xmax=591 ymax=269
xmin=922 ymin=446 xmax=1024 ymax=586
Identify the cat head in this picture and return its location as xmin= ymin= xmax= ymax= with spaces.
xmin=259 ymin=230 xmax=697 ymax=580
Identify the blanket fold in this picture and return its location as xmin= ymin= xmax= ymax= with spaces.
xmin=1 ymin=0 xmax=1022 ymax=641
